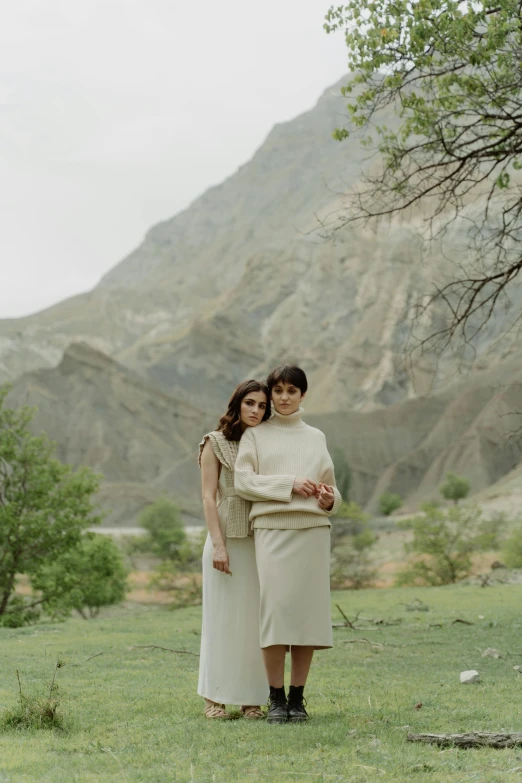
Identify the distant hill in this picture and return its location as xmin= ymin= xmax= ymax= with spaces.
xmin=7 ymin=343 xmax=213 ymax=525
xmin=2 ymin=76 xmax=522 ymax=523
xmin=7 ymin=342 xmax=522 ymax=524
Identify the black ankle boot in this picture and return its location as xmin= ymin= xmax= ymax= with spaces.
xmin=287 ymin=685 xmax=308 ymax=723
xmin=267 ymin=686 xmax=288 ymax=724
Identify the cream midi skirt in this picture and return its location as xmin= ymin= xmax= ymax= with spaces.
xmin=255 ymin=526 xmax=333 ymax=649
xmin=198 ymin=533 xmax=268 ymax=705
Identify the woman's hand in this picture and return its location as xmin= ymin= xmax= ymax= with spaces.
xmin=317 ymin=483 xmax=335 ymax=511
xmin=213 ymin=543 xmax=232 ymax=575
xmin=293 ymin=477 xmax=317 ymax=497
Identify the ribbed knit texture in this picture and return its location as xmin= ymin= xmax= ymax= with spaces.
xmin=198 ymin=431 xmax=253 ymax=537
xmin=234 ymin=408 xmax=342 ymax=530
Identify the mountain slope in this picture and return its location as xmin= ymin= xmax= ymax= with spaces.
xmin=8 ymin=341 xmax=522 ymax=524
xmin=311 ymin=358 xmax=522 ymax=511
xmin=2 ymin=76 xmax=522 ymax=521
xmin=7 ymin=343 xmax=213 ymax=525
xmin=4 ymin=76 xmax=522 ymax=414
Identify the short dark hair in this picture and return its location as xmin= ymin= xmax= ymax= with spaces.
xmin=217 ymin=379 xmax=270 ymax=441
xmin=266 ymin=365 xmax=308 ymax=395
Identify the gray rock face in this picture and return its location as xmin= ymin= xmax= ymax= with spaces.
xmin=3 ymin=75 xmax=521 ymax=413
xmin=7 ymin=343 xmax=214 ymax=524
xmin=2 ymin=76 xmax=522 ymax=522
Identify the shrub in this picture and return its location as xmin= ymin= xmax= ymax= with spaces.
xmin=503 ymin=527 xmax=522 ymax=569
xmin=148 ymin=564 xmax=203 ymax=608
xmin=0 ymin=596 xmax=41 ymax=629
xmin=473 ymin=512 xmax=508 ymax=552
xmin=138 ymin=499 xmax=187 ymax=562
xmin=0 ymin=388 xmax=102 ymax=619
xmin=379 ymin=492 xmax=403 ymax=516
xmin=147 ymin=530 xmax=205 ymax=608
xmin=330 ymin=501 xmax=377 ymax=589
xmin=0 ymin=661 xmax=65 ymax=731
xmin=331 ymin=501 xmax=369 ymax=548
xmin=332 ymin=448 xmax=352 ymax=502
xmin=396 ymin=503 xmax=499 ymax=586
xmin=32 ymin=533 xmax=128 ymax=619
xmin=439 ymin=472 xmax=470 ymax=504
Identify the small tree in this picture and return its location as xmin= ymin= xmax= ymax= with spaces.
xmin=147 ymin=530 xmax=205 ymax=608
xmin=331 ymin=500 xmax=369 ymax=548
xmin=325 ymin=1 xmax=522 ymax=355
xmin=396 ymin=503 xmax=498 ymax=586
xmin=503 ymin=527 xmax=522 ymax=569
xmin=439 ymin=472 xmax=470 ymax=505
xmin=330 ymin=501 xmax=377 ymax=589
xmin=332 ymin=448 xmax=352 ymax=503
xmin=32 ymin=533 xmax=128 ymax=619
xmin=138 ymin=499 xmax=188 ymax=562
xmin=0 ymin=389 xmax=102 ymax=621
xmin=379 ymin=492 xmax=403 ymax=517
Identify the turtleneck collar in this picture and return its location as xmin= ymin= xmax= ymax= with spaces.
xmin=269 ymin=407 xmax=305 ymax=428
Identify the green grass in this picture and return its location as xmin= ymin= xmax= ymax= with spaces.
xmin=1 ymin=585 xmax=522 ymax=782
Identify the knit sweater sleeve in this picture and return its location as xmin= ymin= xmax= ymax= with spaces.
xmin=320 ymin=443 xmax=342 ymax=517
xmin=234 ymin=428 xmax=295 ymax=503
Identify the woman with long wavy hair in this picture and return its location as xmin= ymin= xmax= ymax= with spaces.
xmin=197 ymin=379 xmax=270 ymax=719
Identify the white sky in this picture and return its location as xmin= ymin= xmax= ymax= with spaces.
xmin=0 ymin=0 xmax=347 ymax=319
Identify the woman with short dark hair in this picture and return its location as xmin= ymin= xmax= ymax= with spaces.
xmin=235 ymin=365 xmax=341 ymax=723
xmin=197 ymin=379 xmax=270 ymax=719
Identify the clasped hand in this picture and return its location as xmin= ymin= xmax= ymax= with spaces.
xmin=292 ymin=478 xmax=335 ymax=510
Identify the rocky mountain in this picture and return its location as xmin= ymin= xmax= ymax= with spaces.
xmin=313 ymin=357 xmax=522 ymax=512
xmin=5 ymin=76 xmax=521 ymax=411
xmin=2 ymin=75 xmax=522 ymax=522
xmin=7 ymin=340 xmax=522 ymax=524
xmin=6 ymin=343 xmax=214 ymax=525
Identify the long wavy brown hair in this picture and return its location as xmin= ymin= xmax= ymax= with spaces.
xmin=217 ymin=379 xmax=270 ymax=441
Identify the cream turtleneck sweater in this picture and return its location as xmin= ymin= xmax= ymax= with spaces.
xmin=234 ymin=407 xmax=342 ymax=530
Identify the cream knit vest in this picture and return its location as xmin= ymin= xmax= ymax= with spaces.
xmin=234 ymin=408 xmax=341 ymax=530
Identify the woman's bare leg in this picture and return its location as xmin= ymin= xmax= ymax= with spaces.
xmin=290 ymin=646 xmax=314 ymax=686
xmin=262 ymin=645 xmax=286 ymax=686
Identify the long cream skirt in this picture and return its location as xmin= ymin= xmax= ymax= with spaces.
xmin=198 ymin=533 xmax=268 ymax=705
xmin=255 ymin=526 xmax=333 ymax=649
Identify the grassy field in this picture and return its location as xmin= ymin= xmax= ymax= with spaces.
xmin=1 ymin=585 xmax=522 ymax=783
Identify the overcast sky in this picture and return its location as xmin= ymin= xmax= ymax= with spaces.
xmin=0 ymin=1 xmax=347 ymax=319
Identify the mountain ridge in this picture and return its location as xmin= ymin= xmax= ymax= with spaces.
xmin=2 ymin=75 xmax=522 ymax=521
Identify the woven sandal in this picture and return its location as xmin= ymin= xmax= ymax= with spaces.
xmin=240 ymin=706 xmax=265 ymax=720
xmin=204 ymin=702 xmax=230 ymax=719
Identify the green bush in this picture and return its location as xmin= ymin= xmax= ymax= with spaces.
xmin=147 ymin=530 xmax=205 ymax=608
xmin=0 ymin=388 xmax=102 ymax=621
xmin=0 ymin=596 xmax=41 ymax=629
xmin=32 ymin=534 xmax=128 ymax=619
xmin=331 ymin=501 xmax=369 ymax=548
xmin=332 ymin=448 xmax=352 ymax=503
xmin=330 ymin=501 xmax=377 ymax=589
xmin=396 ymin=503 xmax=500 ymax=586
xmin=379 ymin=492 xmax=403 ymax=516
xmin=503 ymin=527 xmax=522 ymax=569
xmin=439 ymin=472 xmax=470 ymax=504
xmin=473 ymin=512 xmax=508 ymax=552
xmin=138 ymin=499 xmax=187 ymax=562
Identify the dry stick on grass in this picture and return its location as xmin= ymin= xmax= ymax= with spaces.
xmin=452 ymin=618 xmax=474 ymax=626
xmin=16 ymin=669 xmax=23 ymax=708
xmin=407 ymin=732 xmax=522 ymax=749
xmin=333 ymin=606 xmax=403 ymax=631
xmin=335 ymin=605 xmax=358 ymax=629
xmin=339 ymin=638 xmax=387 ymax=649
xmin=130 ymin=645 xmax=199 ymax=657
xmin=85 ymin=651 xmax=104 ymax=662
